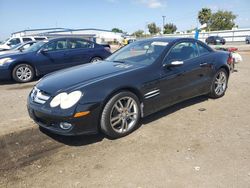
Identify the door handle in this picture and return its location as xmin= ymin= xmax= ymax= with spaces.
xmin=200 ymin=62 xmax=208 ymax=67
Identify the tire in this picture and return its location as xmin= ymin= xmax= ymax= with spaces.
xmin=209 ymin=68 xmax=228 ymax=99
xmin=90 ymin=57 xmax=102 ymax=63
xmin=100 ymin=91 xmax=141 ymax=139
xmin=247 ymin=40 xmax=249 ymax=44
xmin=12 ymin=64 xmax=35 ymax=83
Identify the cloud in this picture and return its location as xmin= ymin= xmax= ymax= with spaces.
xmin=105 ymin=0 xmax=117 ymax=3
xmin=136 ymin=0 xmax=166 ymax=9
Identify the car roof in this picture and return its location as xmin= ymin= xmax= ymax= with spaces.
xmin=209 ymin=36 xmax=221 ymax=38
xmin=137 ymin=37 xmax=198 ymax=43
xmin=48 ymin=37 xmax=92 ymax=41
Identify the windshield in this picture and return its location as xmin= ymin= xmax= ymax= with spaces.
xmin=23 ymin=41 xmax=47 ymax=52
xmin=10 ymin=43 xmax=22 ymax=50
xmin=106 ymin=40 xmax=168 ymax=65
xmin=0 ymin=38 xmax=10 ymax=45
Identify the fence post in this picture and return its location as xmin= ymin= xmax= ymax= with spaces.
xmin=232 ymin=30 xmax=234 ymax=42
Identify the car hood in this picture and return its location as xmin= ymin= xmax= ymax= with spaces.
xmin=0 ymin=51 xmax=33 ymax=59
xmin=0 ymin=50 xmax=19 ymax=56
xmin=36 ymin=61 xmax=144 ymax=95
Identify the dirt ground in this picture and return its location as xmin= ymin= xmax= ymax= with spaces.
xmin=0 ymin=52 xmax=250 ymax=188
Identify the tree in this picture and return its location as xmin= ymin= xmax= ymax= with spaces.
xmin=197 ymin=8 xmax=237 ymax=31
xmin=210 ymin=10 xmax=237 ymax=31
xmin=163 ymin=23 xmax=177 ymax=34
xmin=198 ymin=8 xmax=212 ymax=25
xmin=111 ymin=28 xmax=123 ymax=33
xmin=147 ymin=22 xmax=161 ymax=35
xmin=132 ymin=30 xmax=144 ymax=38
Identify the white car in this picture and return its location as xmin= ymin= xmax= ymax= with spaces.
xmin=0 ymin=36 xmax=47 ymax=50
xmin=0 ymin=41 xmax=36 ymax=55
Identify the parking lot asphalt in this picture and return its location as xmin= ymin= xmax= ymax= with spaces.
xmin=0 ymin=51 xmax=250 ymax=187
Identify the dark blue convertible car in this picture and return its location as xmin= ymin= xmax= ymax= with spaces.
xmin=27 ymin=37 xmax=232 ymax=139
xmin=0 ymin=37 xmax=111 ymax=82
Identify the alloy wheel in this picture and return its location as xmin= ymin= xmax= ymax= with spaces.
xmin=91 ymin=57 xmax=102 ymax=63
xmin=214 ymin=71 xmax=227 ymax=96
xmin=110 ymin=97 xmax=139 ymax=133
xmin=16 ymin=66 xmax=32 ymax=82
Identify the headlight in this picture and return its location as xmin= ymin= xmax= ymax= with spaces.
xmin=0 ymin=58 xmax=13 ymax=65
xmin=50 ymin=91 xmax=83 ymax=109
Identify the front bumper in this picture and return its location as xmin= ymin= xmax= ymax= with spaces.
xmin=0 ymin=66 xmax=11 ymax=80
xmin=27 ymin=97 xmax=102 ymax=136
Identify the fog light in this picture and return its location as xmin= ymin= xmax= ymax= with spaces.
xmin=59 ymin=122 xmax=72 ymax=130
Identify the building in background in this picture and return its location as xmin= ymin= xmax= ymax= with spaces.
xmin=11 ymin=28 xmax=70 ymax=38
xmin=11 ymin=28 xmax=124 ymax=44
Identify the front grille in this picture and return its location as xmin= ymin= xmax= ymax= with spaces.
xmin=31 ymin=87 xmax=50 ymax=104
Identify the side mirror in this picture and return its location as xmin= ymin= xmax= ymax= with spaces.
xmin=40 ymin=49 xmax=49 ymax=54
xmin=6 ymin=42 xmax=11 ymax=46
xmin=164 ymin=61 xmax=184 ymax=68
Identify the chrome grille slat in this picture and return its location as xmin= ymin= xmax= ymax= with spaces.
xmin=31 ymin=87 xmax=50 ymax=104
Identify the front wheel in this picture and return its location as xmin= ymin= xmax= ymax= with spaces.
xmin=90 ymin=57 xmax=102 ymax=63
xmin=100 ymin=91 xmax=141 ymax=139
xmin=12 ymin=64 xmax=35 ymax=83
xmin=209 ymin=69 xmax=228 ymax=98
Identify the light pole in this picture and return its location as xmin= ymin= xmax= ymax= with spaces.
xmin=145 ymin=22 xmax=149 ymax=36
xmin=162 ymin=16 xmax=166 ymax=34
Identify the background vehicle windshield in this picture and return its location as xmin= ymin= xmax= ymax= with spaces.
xmin=106 ymin=40 xmax=168 ymax=65
xmin=0 ymin=38 xmax=10 ymax=45
xmin=23 ymin=41 xmax=47 ymax=52
xmin=10 ymin=43 xmax=22 ymax=50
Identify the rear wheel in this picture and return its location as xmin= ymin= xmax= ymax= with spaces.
xmin=100 ymin=91 xmax=141 ymax=139
xmin=90 ymin=57 xmax=102 ymax=63
xmin=12 ymin=64 xmax=34 ymax=83
xmin=209 ymin=69 xmax=228 ymax=98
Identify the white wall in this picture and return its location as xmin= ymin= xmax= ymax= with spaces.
xmin=162 ymin=28 xmax=250 ymax=42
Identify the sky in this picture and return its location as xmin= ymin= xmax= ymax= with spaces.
xmin=0 ymin=0 xmax=249 ymax=40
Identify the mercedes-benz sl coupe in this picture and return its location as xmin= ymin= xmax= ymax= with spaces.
xmin=27 ymin=37 xmax=231 ymax=138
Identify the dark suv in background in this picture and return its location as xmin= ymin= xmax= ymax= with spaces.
xmin=206 ymin=36 xmax=226 ymax=45
xmin=246 ymin=36 xmax=250 ymax=44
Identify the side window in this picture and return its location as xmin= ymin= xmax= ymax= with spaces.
xmin=8 ymin=38 xmax=21 ymax=46
xmin=23 ymin=38 xmax=32 ymax=42
xmin=68 ymin=39 xmax=94 ymax=49
xmin=34 ymin=37 xmax=46 ymax=41
xmin=22 ymin=43 xmax=32 ymax=49
xmin=43 ymin=40 xmax=68 ymax=51
xmin=197 ymin=43 xmax=210 ymax=56
xmin=165 ymin=42 xmax=198 ymax=63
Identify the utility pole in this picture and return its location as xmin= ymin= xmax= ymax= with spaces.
xmin=162 ymin=16 xmax=166 ymax=34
